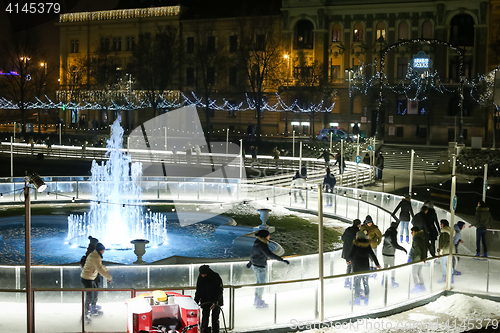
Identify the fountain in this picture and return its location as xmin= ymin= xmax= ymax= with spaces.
xmin=67 ymin=120 xmax=168 ymax=250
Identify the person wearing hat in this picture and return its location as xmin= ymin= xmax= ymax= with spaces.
xmin=381 ymin=222 xmax=407 ymax=288
xmin=359 ymin=215 xmax=382 ymax=274
xmin=80 ymin=242 xmax=113 ymax=323
xmin=194 ymin=265 xmax=224 ymax=333
xmin=409 ymin=226 xmax=427 ymax=293
xmin=246 ymin=229 xmax=289 ymax=308
xmin=392 ymin=194 xmax=415 ymax=243
xmin=341 ymin=219 xmax=361 ymax=288
xmin=347 ymin=230 xmax=381 ymax=305
xmin=453 ymin=221 xmax=466 ymax=275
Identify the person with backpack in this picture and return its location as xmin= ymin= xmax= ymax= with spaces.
xmin=381 ymin=222 xmax=407 ymax=288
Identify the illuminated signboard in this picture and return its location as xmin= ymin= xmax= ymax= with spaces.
xmin=411 ymin=51 xmax=433 ymax=74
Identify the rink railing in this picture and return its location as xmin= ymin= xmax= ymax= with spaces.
xmin=0 ymin=180 xmax=490 ymax=332
xmin=1 ymin=255 xmax=499 ymax=332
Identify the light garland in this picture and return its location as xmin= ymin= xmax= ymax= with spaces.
xmin=59 ymin=6 xmax=181 ymax=23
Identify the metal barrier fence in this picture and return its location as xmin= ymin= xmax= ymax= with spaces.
xmin=0 ymin=181 xmax=492 ymax=332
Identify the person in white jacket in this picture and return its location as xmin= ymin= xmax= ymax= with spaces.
xmin=291 ymin=171 xmax=307 ymax=203
xmin=80 ymin=243 xmax=113 ymax=323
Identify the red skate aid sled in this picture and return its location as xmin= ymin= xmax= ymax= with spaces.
xmin=127 ymin=290 xmax=199 ymax=333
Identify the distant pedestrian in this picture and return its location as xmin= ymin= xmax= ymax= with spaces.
xmin=322 ymin=168 xmax=336 ymax=206
xmin=250 ymin=146 xmax=258 ymax=167
xmin=381 ymin=222 xmax=407 ymax=288
xmin=272 ymin=146 xmax=280 ymax=168
xmin=334 ymin=153 xmax=346 ymax=174
xmin=376 ymin=152 xmax=384 ymax=179
xmin=185 ymin=142 xmax=193 ymax=165
xmin=469 ymin=200 xmax=492 ymax=257
xmin=410 ymin=226 xmax=427 ymax=293
xmin=300 ymin=163 xmax=308 ymax=179
xmin=392 ymin=194 xmax=415 ymax=243
xmin=194 ymin=144 xmax=201 ymax=164
xmin=363 ymin=153 xmax=370 ymax=165
xmin=246 ymin=229 xmax=289 ymax=308
xmin=347 ymin=230 xmax=381 ymax=305
xmin=317 ymin=149 xmax=335 ymax=165
xmin=424 ymin=200 xmax=440 ymax=257
xmin=341 ymin=219 xmax=361 ymax=288
xmin=291 ymin=171 xmax=306 ymax=203
xmin=194 ymin=265 xmax=223 ymax=333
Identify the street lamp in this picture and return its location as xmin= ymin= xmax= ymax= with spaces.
xmin=40 ymin=62 xmax=47 ymax=75
xmin=458 ymin=75 xmax=466 ymax=144
xmin=345 ymin=68 xmax=353 ymax=136
xmin=23 ymin=173 xmax=47 ymax=333
xmin=284 ymin=54 xmax=290 ymax=136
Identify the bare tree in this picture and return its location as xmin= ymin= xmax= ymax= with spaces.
xmin=0 ymin=31 xmax=46 ymax=133
xmin=293 ymin=60 xmax=331 ymax=136
xmin=187 ymin=20 xmax=229 ymax=144
xmin=235 ymin=15 xmax=283 ymax=139
xmin=128 ymin=26 xmax=180 ymax=118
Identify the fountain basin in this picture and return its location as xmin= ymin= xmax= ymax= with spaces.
xmin=0 ymin=213 xmax=250 ymax=265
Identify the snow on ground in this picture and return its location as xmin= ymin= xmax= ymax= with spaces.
xmin=298 ymin=294 xmax=500 ymax=333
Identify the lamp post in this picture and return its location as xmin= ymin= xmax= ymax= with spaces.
xmin=39 ymin=62 xmax=47 ymax=134
xmin=284 ymin=54 xmax=290 ymax=137
xmin=458 ymin=75 xmax=465 ymax=144
xmin=374 ymin=38 xmax=385 ymax=140
xmin=345 ymin=68 xmax=353 ymax=135
xmin=23 ymin=173 xmax=47 ymax=333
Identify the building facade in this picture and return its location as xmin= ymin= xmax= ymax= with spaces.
xmin=57 ymin=0 xmax=494 ymax=144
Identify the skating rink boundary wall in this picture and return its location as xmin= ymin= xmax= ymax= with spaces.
xmin=0 ymin=180 xmax=498 ymax=332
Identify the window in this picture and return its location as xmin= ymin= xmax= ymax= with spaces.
xmin=112 ymin=37 xmax=121 ymax=51
xmin=207 ymin=36 xmax=216 ymax=53
xmin=422 ymin=21 xmax=433 ymax=38
xmin=229 ymin=35 xmax=237 ymax=52
xmin=397 ymin=96 xmax=408 ymax=115
xmin=186 ymin=67 xmax=195 ymax=86
xmin=332 ymin=24 xmax=342 ymax=42
xmin=330 ymin=65 xmax=340 ymax=79
xmin=70 ymin=39 xmax=79 ymax=53
xmin=126 ymin=37 xmax=135 ymax=51
xmin=229 ymin=67 xmax=237 ymax=85
xmin=353 ymin=23 xmax=363 ymax=42
xmin=100 ymin=38 xmax=110 ymax=51
xmin=396 ymin=127 xmax=404 ymax=137
xmin=397 ymin=57 xmax=408 ymax=79
xmin=186 ymin=37 xmax=194 ymax=54
xmin=398 ymin=21 xmax=409 ymax=40
xmin=256 ymin=34 xmax=266 ymax=51
xmin=295 ymin=20 xmax=313 ymax=49
xmin=450 ymin=14 xmax=474 ymax=46
xmin=376 ymin=22 xmax=386 ymax=41
xmin=207 ymin=67 xmax=215 ymax=85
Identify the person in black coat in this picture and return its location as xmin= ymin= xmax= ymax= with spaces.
xmin=317 ymin=149 xmax=335 ymax=165
xmin=347 ymin=231 xmax=381 ymax=305
xmin=342 ymin=219 xmax=361 ymax=288
xmin=195 ymin=265 xmax=224 ymax=333
xmin=381 ymin=222 xmax=407 ymax=288
xmin=424 ymin=201 xmax=440 ymax=257
xmin=322 ymin=168 xmax=336 ymax=206
xmin=334 ymin=153 xmax=346 ymax=174
xmin=247 ymin=229 xmax=289 ymax=308
xmin=411 ymin=206 xmax=429 ymax=255
xmin=392 ymin=194 xmax=415 ymax=243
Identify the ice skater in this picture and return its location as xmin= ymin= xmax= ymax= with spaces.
xmin=291 ymin=171 xmax=306 ymax=203
xmin=246 ymin=229 xmax=289 ymax=308
xmin=80 ymin=242 xmax=113 ymax=323
xmin=381 ymin=222 xmax=407 ymax=288
xmin=341 ymin=219 xmax=361 ymax=288
xmin=322 ymin=168 xmax=336 ymax=206
xmin=347 ymin=230 xmax=381 ymax=305
xmin=437 ymin=220 xmax=454 ymax=284
xmin=410 ymin=227 xmax=427 ymax=293
xmin=194 ymin=265 xmax=224 ymax=333
xmin=392 ymin=194 xmax=414 ymax=243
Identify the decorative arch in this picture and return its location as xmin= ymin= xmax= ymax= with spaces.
xmin=288 ymin=15 xmax=317 ymax=31
xmin=445 ymin=9 xmax=479 ymax=26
